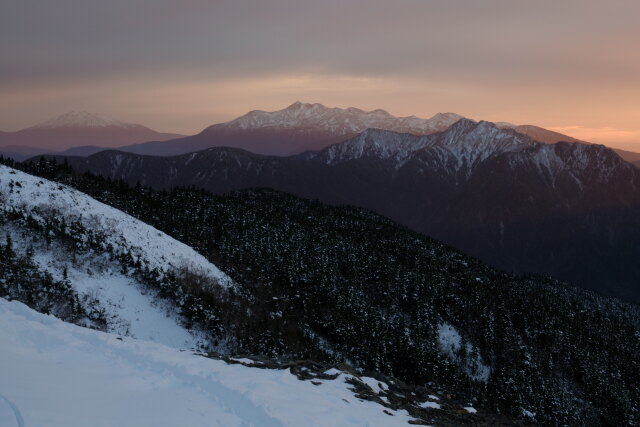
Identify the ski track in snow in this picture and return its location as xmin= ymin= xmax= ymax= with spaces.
xmin=0 ymin=392 xmax=24 ymax=427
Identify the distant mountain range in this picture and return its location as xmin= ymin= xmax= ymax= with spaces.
xmin=119 ymin=102 xmax=466 ymax=156
xmin=89 ymin=102 xmax=640 ymax=163
xmin=46 ymin=119 xmax=640 ymax=302
xmin=4 ymin=103 xmax=639 ymax=166
xmin=0 ymin=111 xmax=183 ymax=160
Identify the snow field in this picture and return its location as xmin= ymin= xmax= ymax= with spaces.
xmin=0 ymin=298 xmax=417 ymax=427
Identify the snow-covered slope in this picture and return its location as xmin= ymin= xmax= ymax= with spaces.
xmin=0 ymin=164 xmax=232 ymax=349
xmin=0 ymin=298 xmax=417 ymax=427
xmin=0 ymin=165 xmax=229 ymax=284
xmin=317 ymin=128 xmax=433 ymax=164
xmin=316 ymin=119 xmax=535 ymax=176
xmin=316 ymin=118 xmax=617 ymax=183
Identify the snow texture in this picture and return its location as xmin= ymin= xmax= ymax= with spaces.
xmin=418 ymin=401 xmax=441 ymax=410
xmin=0 ymin=165 xmax=232 ymax=287
xmin=221 ymin=101 xmax=464 ymax=136
xmin=2 ymin=223 xmax=201 ymax=348
xmin=0 ymin=298 xmax=417 ymax=426
xmin=360 ymin=376 xmax=389 ymax=394
xmin=317 ymin=120 xmax=531 ymax=176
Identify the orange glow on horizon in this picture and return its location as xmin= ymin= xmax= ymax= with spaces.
xmin=1 ymin=73 xmax=639 ymax=152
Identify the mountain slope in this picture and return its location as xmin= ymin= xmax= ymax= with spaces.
xmin=0 ymin=111 xmax=183 ymax=157
xmin=0 ymin=163 xmax=231 ymax=349
xmin=6 ymin=158 xmax=640 ymax=425
xmin=120 ymin=102 xmax=465 ymax=156
xmin=1 ymin=162 xmax=529 ymax=426
xmin=0 ymin=164 xmax=228 ymax=283
xmin=44 ymin=120 xmax=640 ymax=301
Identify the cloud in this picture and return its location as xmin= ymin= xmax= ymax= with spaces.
xmin=2 ymin=0 xmax=640 ymax=150
xmin=2 ymin=0 xmax=640 ymax=86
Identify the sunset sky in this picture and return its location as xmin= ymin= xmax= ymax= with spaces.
xmin=2 ymin=0 xmax=640 ymax=150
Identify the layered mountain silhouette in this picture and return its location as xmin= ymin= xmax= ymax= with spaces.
xmin=7 ymin=103 xmax=639 ymax=164
xmin=118 ymin=101 xmax=465 ymax=156
xmin=45 ymin=119 xmax=640 ymax=302
xmin=0 ymin=111 xmax=183 ymax=160
xmin=106 ymin=102 xmax=640 ymax=162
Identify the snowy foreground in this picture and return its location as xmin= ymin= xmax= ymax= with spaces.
xmin=0 ymin=298 xmax=417 ymax=427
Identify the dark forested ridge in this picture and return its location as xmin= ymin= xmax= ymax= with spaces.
xmin=3 ymin=157 xmax=640 ymax=425
xmin=41 ymin=120 xmax=640 ymax=303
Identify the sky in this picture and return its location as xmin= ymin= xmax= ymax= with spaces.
xmin=1 ymin=0 xmax=640 ymax=150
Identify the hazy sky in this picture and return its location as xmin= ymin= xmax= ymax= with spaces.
xmin=2 ymin=0 xmax=640 ymax=149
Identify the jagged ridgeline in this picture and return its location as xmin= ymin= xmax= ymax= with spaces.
xmin=3 ymin=157 xmax=640 ymax=425
xmin=38 ymin=120 xmax=640 ymax=303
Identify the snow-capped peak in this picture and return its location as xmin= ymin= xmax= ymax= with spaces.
xmin=284 ymin=100 xmax=324 ymax=112
xmin=218 ymin=102 xmax=469 ymax=136
xmin=31 ymin=111 xmax=135 ymax=129
xmin=315 ymin=118 xmax=533 ymax=171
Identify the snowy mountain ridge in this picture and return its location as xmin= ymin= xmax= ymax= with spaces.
xmin=315 ymin=119 xmax=537 ymax=175
xmin=319 ymin=119 xmax=532 ymax=158
xmin=218 ymin=101 xmax=466 ymax=136
xmin=109 ymin=100 xmax=640 ymax=161
xmin=311 ymin=119 xmax=627 ymax=184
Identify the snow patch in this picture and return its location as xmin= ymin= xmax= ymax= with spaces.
xmin=418 ymin=401 xmax=441 ymax=410
xmin=437 ymin=322 xmax=491 ymax=382
xmin=360 ymin=376 xmax=389 ymax=394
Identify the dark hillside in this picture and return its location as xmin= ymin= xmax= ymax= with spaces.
xmin=5 ymin=157 xmax=639 ymax=425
